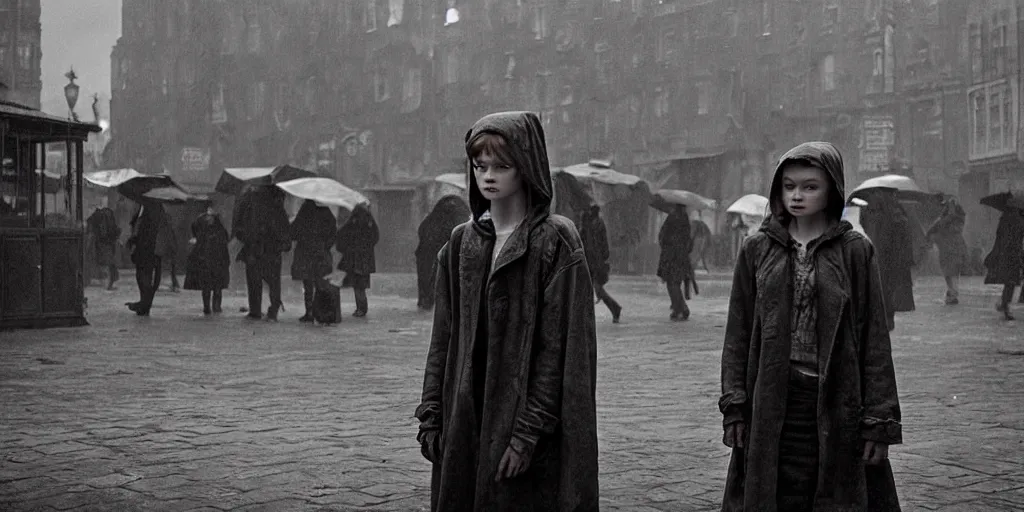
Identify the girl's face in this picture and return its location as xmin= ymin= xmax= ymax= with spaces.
xmin=472 ymin=150 xmax=523 ymax=203
xmin=780 ymin=164 xmax=830 ymax=219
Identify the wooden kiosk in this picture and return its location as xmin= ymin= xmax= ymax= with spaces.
xmin=1 ymin=100 xmax=100 ymax=329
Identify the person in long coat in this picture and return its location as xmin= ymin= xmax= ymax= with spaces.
xmin=720 ymin=141 xmax=902 ymax=511
xmin=336 ymin=203 xmax=379 ymax=317
xmin=126 ymin=201 xmax=167 ymax=316
xmin=415 ymin=195 xmax=470 ymax=309
xmin=291 ymin=200 xmax=338 ymax=322
xmin=984 ymin=204 xmax=1024 ymax=320
xmin=155 ymin=212 xmax=180 ymax=292
xmin=579 ymin=203 xmax=622 ymax=323
xmin=86 ymin=200 xmax=121 ymax=290
xmin=861 ymin=191 xmax=916 ymax=329
xmin=926 ymin=194 xmax=967 ymax=305
xmin=415 ymin=112 xmax=599 ymax=511
xmin=233 ymin=185 xmax=291 ymax=321
xmin=657 ymin=204 xmax=693 ymax=320
xmin=184 ymin=205 xmax=230 ymax=314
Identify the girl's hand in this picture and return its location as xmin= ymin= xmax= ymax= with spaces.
xmin=862 ymin=441 xmax=889 ymax=465
xmin=495 ymin=445 xmax=532 ymax=481
xmin=723 ymin=422 xmax=747 ymax=448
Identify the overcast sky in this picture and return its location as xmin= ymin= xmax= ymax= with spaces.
xmin=39 ymin=0 xmax=121 ymax=118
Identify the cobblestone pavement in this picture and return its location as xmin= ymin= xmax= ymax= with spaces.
xmin=1 ymin=273 xmax=1022 ymax=511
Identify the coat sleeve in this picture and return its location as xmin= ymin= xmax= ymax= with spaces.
xmin=596 ymin=222 xmax=610 ymax=263
xmin=849 ymin=238 xmax=903 ymax=445
xmin=510 ymin=245 xmax=596 ymax=456
xmin=719 ymin=238 xmax=756 ymax=427
xmin=415 ymin=241 xmax=455 ymax=436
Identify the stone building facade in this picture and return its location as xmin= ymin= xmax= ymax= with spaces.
xmin=0 ymin=0 xmax=42 ymax=109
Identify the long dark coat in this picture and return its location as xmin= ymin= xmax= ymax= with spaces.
xmin=579 ymin=208 xmax=611 ymax=285
xmin=720 ymin=142 xmax=902 ymax=511
xmin=232 ymin=186 xmax=291 ymax=264
xmin=926 ymin=198 xmax=967 ymax=277
xmin=290 ymin=201 xmax=336 ymax=281
xmin=184 ymin=213 xmax=230 ymax=290
xmin=984 ymin=209 xmax=1024 ymax=285
xmin=862 ymin=199 xmax=916 ymax=313
xmin=416 ymin=196 xmax=471 ymax=305
xmin=336 ymin=206 xmax=379 ymax=276
xmin=416 ymin=112 xmax=599 ymax=512
xmin=87 ymin=207 xmax=120 ymax=266
xmin=129 ymin=203 xmax=166 ymax=267
xmin=657 ymin=209 xmax=692 ymax=283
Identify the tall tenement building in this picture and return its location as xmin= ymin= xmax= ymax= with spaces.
xmin=0 ymin=0 xmax=42 ymax=109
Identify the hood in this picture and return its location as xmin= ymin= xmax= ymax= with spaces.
xmin=464 ymin=111 xmax=554 ymax=226
xmin=768 ymin=141 xmax=846 ymax=222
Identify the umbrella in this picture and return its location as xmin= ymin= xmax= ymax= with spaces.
xmin=726 ymin=194 xmax=769 ymax=217
xmin=650 ymin=189 xmax=717 ymax=213
xmin=215 ymin=165 xmax=317 ymax=195
xmin=552 ymin=170 xmax=594 ymax=217
xmin=434 ymin=173 xmax=467 ymax=190
xmin=981 ymin=191 xmax=1024 ymax=212
xmin=275 ymin=177 xmax=369 ymax=211
xmin=849 ymin=174 xmax=931 ymax=202
xmin=84 ymin=169 xmax=192 ymax=204
xmin=556 ymin=163 xmax=643 ymax=187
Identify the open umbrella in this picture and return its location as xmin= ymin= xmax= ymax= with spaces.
xmin=849 ymin=174 xmax=931 ymax=202
xmin=84 ymin=169 xmax=192 ymax=204
xmin=981 ymin=191 xmax=1024 ymax=212
xmin=434 ymin=173 xmax=467 ymax=190
xmin=275 ymin=177 xmax=369 ymax=211
xmin=726 ymin=194 xmax=769 ymax=217
xmin=215 ymin=165 xmax=317 ymax=195
xmin=650 ymin=189 xmax=717 ymax=213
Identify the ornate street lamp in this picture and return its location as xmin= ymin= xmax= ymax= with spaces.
xmin=64 ymin=68 xmax=80 ymax=121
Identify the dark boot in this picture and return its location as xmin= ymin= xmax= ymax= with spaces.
xmin=212 ymin=290 xmax=223 ymax=313
xmin=202 ymin=290 xmax=212 ymax=315
xmin=354 ymin=287 xmax=368 ymax=317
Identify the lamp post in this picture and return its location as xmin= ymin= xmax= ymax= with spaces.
xmin=64 ymin=68 xmax=80 ymax=121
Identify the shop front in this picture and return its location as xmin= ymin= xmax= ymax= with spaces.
xmin=1 ymin=101 xmax=100 ymax=329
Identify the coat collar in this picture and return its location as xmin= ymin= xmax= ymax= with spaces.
xmin=761 ymin=215 xmax=853 ymax=251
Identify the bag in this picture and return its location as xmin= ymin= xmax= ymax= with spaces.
xmin=312 ymin=284 xmax=340 ymax=324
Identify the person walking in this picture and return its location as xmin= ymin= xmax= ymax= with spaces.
xmin=184 ymin=205 xmax=230 ymax=315
xmin=719 ymin=141 xmax=902 ymax=511
xmin=415 ymin=111 xmax=599 ymax=511
xmin=926 ymin=193 xmax=967 ymax=305
xmin=415 ymin=195 xmax=470 ymax=309
xmin=291 ymin=200 xmax=338 ymax=322
xmin=125 ymin=201 xmax=166 ymax=316
xmin=985 ymin=203 xmax=1024 ymax=320
xmin=233 ymin=185 xmax=291 ymax=321
xmin=579 ymin=203 xmax=622 ymax=323
xmin=155 ymin=211 xmax=181 ymax=292
xmin=336 ymin=204 xmax=379 ymax=318
xmin=657 ymin=204 xmax=693 ymax=321
xmin=86 ymin=199 xmax=121 ymax=290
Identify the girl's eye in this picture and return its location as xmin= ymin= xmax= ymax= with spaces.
xmin=806 ymin=185 xmax=818 ymax=191
xmin=783 ymin=184 xmax=796 ymax=190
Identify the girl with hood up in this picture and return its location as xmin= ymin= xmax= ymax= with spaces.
xmin=415 ymin=112 xmax=599 ymax=511
xmin=183 ymin=205 xmax=230 ymax=315
xmin=719 ymin=142 xmax=902 ymax=511
xmin=335 ymin=203 xmax=379 ymax=317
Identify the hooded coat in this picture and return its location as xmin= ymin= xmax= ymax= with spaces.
xmin=290 ymin=200 xmax=337 ymax=281
xmin=983 ymin=208 xmax=1024 ymax=285
xmin=720 ymin=142 xmax=902 ymax=512
xmin=925 ymin=197 xmax=967 ymax=277
xmin=579 ymin=206 xmax=611 ymax=285
xmin=860 ymin=195 xmax=916 ymax=313
xmin=416 ymin=195 xmax=471 ymax=305
xmin=416 ymin=112 xmax=600 ymax=512
xmin=336 ymin=205 xmax=379 ymax=277
xmin=184 ymin=212 xmax=230 ymax=290
xmin=657 ymin=207 xmax=693 ymax=283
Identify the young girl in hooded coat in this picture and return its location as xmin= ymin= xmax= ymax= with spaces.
xmin=415 ymin=112 xmax=599 ymax=511
xmin=719 ymin=142 xmax=902 ymax=511
xmin=184 ymin=205 xmax=230 ymax=314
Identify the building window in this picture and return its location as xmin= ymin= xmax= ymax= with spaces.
xmin=990 ymin=9 xmax=1010 ymax=76
xmin=443 ymin=49 xmax=460 ymax=85
xmin=883 ymin=25 xmax=894 ymax=93
xmin=761 ymin=0 xmax=772 ymax=36
xmin=872 ymin=49 xmax=883 ymax=76
xmin=249 ymin=81 xmax=267 ymax=118
xmin=533 ymin=5 xmax=549 ymax=39
xmin=222 ymin=12 xmax=242 ymax=54
xmin=401 ymin=67 xmax=422 ymax=112
xmin=969 ymin=22 xmax=981 ymax=77
xmin=387 ymin=0 xmax=403 ymax=27
xmin=823 ymin=2 xmax=839 ymax=28
xmin=654 ymin=87 xmax=669 ymax=118
xmin=246 ymin=16 xmax=262 ymax=53
xmin=657 ymin=29 xmax=675 ymax=62
xmin=374 ymin=67 xmax=390 ymax=102
xmin=968 ymin=80 xmax=1016 ymax=160
xmin=16 ymin=42 xmax=32 ymax=70
xmin=365 ymin=1 xmax=378 ymax=31
xmin=821 ymin=54 xmax=836 ymax=92
xmin=696 ymin=81 xmax=711 ymax=115
xmin=725 ymin=10 xmax=739 ymax=38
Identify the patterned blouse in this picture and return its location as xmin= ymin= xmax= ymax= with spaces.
xmin=790 ymin=241 xmax=819 ymax=379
